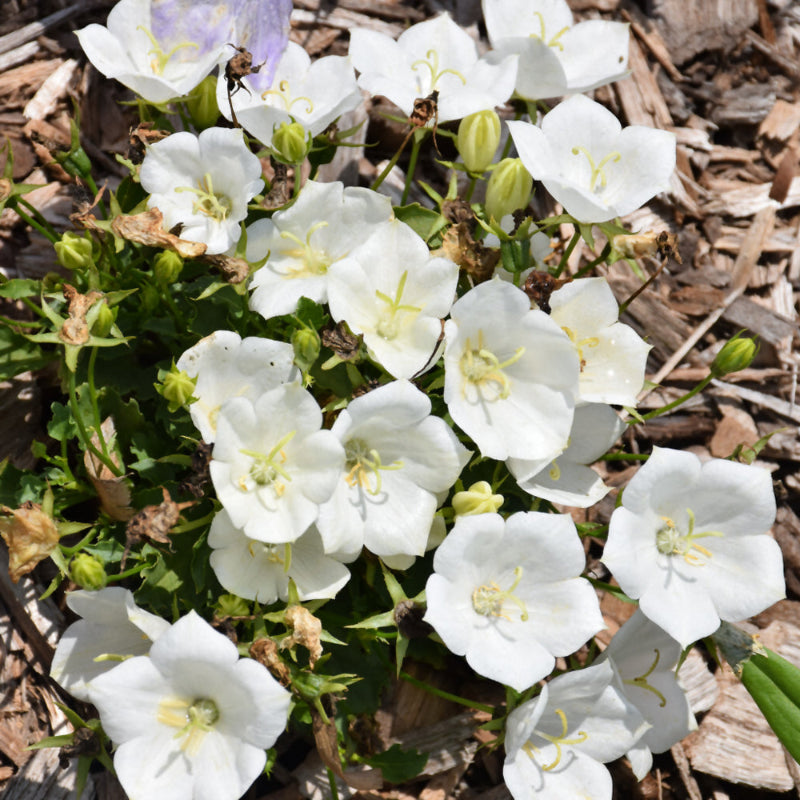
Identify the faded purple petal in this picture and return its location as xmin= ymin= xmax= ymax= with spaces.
xmin=151 ymin=0 xmax=235 ymax=58
xmin=231 ymin=0 xmax=293 ymax=91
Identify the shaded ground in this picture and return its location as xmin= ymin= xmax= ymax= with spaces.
xmin=1 ymin=0 xmax=799 ymax=798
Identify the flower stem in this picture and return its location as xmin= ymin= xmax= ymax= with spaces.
xmin=638 ymin=375 xmax=713 ymax=422
xmin=399 ymin=671 xmax=495 ymax=714
xmin=10 ymin=201 xmax=58 ymax=243
xmin=555 ymin=228 xmax=581 ymax=276
xmin=401 ymin=130 xmax=424 ymax=205
xmin=68 ymin=368 xmax=122 ymax=477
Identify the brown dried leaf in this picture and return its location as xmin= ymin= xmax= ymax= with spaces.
xmin=201 ymin=254 xmax=249 ymax=284
xmin=310 ymin=706 xmax=384 ymax=791
xmin=249 ymin=638 xmax=291 ymax=686
xmin=59 ymin=284 xmax=103 ymax=346
xmin=436 ymin=223 xmax=499 ymax=284
xmin=83 ymin=417 xmax=133 ymax=521
xmin=280 ymin=605 xmax=323 ymax=667
xmin=110 ymin=209 xmax=207 ymax=259
xmin=123 ymin=487 xmax=193 ymax=566
xmin=0 ymin=502 xmax=59 ymax=583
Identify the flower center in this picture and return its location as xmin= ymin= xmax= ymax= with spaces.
xmin=248 ymin=540 xmax=292 ymax=573
xmin=623 ymin=648 xmax=667 ymax=707
xmin=344 ymin=437 xmax=403 ymax=495
xmin=137 ymin=26 xmax=198 ymax=74
xmin=655 ymin=509 xmax=724 ymax=566
xmin=570 ymin=146 xmax=622 ymax=193
xmin=375 ymin=271 xmax=421 ymax=340
xmin=175 ymin=173 xmax=232 ymax=222
xmin=459 ymin=330 xmax=525 ymax=401
xmin=280 ymin=222 xmax=332 ymax=277
xmin=561 ymin=326 xmax=599 ymax=372
xmin=411 ymin=49 xmax=466 ymax=94
xmin=157 ymin=696 xmax=220 ymax=757
xmin=522 ymin=708 xmax=589 ymax=771
xmin=528 ymin=12 xmax=570 ymax=50
xmin=471 ymin=566 xmax=529 ymax=621
xmin=239 ymin=431 xmax=296 ymax=498
xmin=261 ymin=79 xmax=314 ymax=114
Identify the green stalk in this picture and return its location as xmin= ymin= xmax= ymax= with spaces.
xmin=638 ymin=375 xmax=713 ymax=422
xmin=555 ymin=228 xmax=581 ymax=276
xmin=68 ymin=368 xmax=121 ymax=476
xmin=87 ymin=347 xmax=112 ymax=465
xmin=401 ymin=130 xmax=424 ymax=205
xmin=399 ymin=671 xmax=495 ymax=715
xmin=10 ymin=202 xmax=58 ymax=243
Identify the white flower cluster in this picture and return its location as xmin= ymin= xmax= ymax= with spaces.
xmin=52 ymin=1 xmax=786 ymax=800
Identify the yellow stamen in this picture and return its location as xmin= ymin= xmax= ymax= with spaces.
xmin=136 ymin=26 xmax=198 ymax=74
xmin=472 ymin=566 xmax=529 ymax=621
xmin=344 ymin=438 xmax=403 ymax=496
xmin=261 ymin=79 xmax=314 ymax=114
xmin=570 ymin=146 xmax=622 ymax=192
xmin=624 ymin=648 xmax=667 ymax=707
xmin=375 ymin=270 xmax=422 ymax=340
xmin=411 ymin=49 xmax=466 ymax=91
xmin=655 ymin=508 xmax=724 ymax=566
xmin=460 ymin=330 xmax=525 ymax=400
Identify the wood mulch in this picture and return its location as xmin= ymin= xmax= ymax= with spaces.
xmin=1 ymin=0 xmax=799 ymax=798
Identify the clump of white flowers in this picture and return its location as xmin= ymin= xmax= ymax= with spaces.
xmin=35 ymin=3 xmax=787 ymax=800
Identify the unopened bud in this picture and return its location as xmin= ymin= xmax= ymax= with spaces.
xmin=452 ymin=481 xmax=504 ymax=517
xmin=457 ymin=110 xmax=501 ymax=174
xmin=90 ymin=302 xmax=116 ymax=338
xmin=272 ymin=121 xmax=310 ymax=165
xmin=153 ymin=250 xmax=184 ymax=285
xmin=292 ymin=327 xmax=320 ymax=373
xmin=157 ymin=363 xmax=197 ymax=412
xmin=186 ymin=75 xmax=220 ymax=130
xmin=69 ymin=553 xmax=107 ymax=590
xmin=711 ymin=335 xmax=757 ymax=377
xmin=485 ymin=158 xmax=532 ymax=222
xmin=55 ymin=233 xmax=94 ymax=271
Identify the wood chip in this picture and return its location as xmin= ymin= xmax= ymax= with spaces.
xmin=23 ymin=59 xmax=78 ymax=121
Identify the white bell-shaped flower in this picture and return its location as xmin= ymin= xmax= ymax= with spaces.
xmin=508 ymin=95 xmax=676 ymax=224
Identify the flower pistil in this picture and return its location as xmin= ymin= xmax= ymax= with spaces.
xmin=471 ymin=566 xmax=529 ymax=621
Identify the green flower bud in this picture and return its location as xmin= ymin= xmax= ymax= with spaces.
xmin=55 ymin=232 xmax=94 ymax=271
xmin=57 ymin=147 xmax=92 ymax=180
xmin=69 ymin=553 xmax=107 ymax=590
xmin=153 ymin=250 xmax=184 ymax=285
xmin=457 ymin=110 xmax=501 ymax=174
xmin=292 ymin=327 xmax=320 ymax=373
xmin=711 ymin=335 xmax=758 ymax=377
xmin=485 ymin=158 xmax=533 ymax=222
xmin=186 ymin=75 xmax=220 ymax=130
xmin=141 ymin=283 xmax=160 ymax=314
xmin=452 ymin=481 xmax=504 ymax=517
xmin=157 ymin=363 xmax=197 ymax=412
xmin=90 ymin=302 xmax=116 ymax=338
xmin=272 ymin=121 xmax=310 ymax=165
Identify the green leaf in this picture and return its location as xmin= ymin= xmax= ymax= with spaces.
xmin=363 ymin=744 xmax=428 ymax=784
xmin=0 ymin=278 xmax=41 ymax=299
xmin=740 ymin=653 xmax=800 ymax=763
xmin=394 ymin=204 xmax=448 ymax=243
xmin=0 ymin=325 xmax=53 ymax=380
xmin=48 ymin=402 xmax=79 ymax=442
